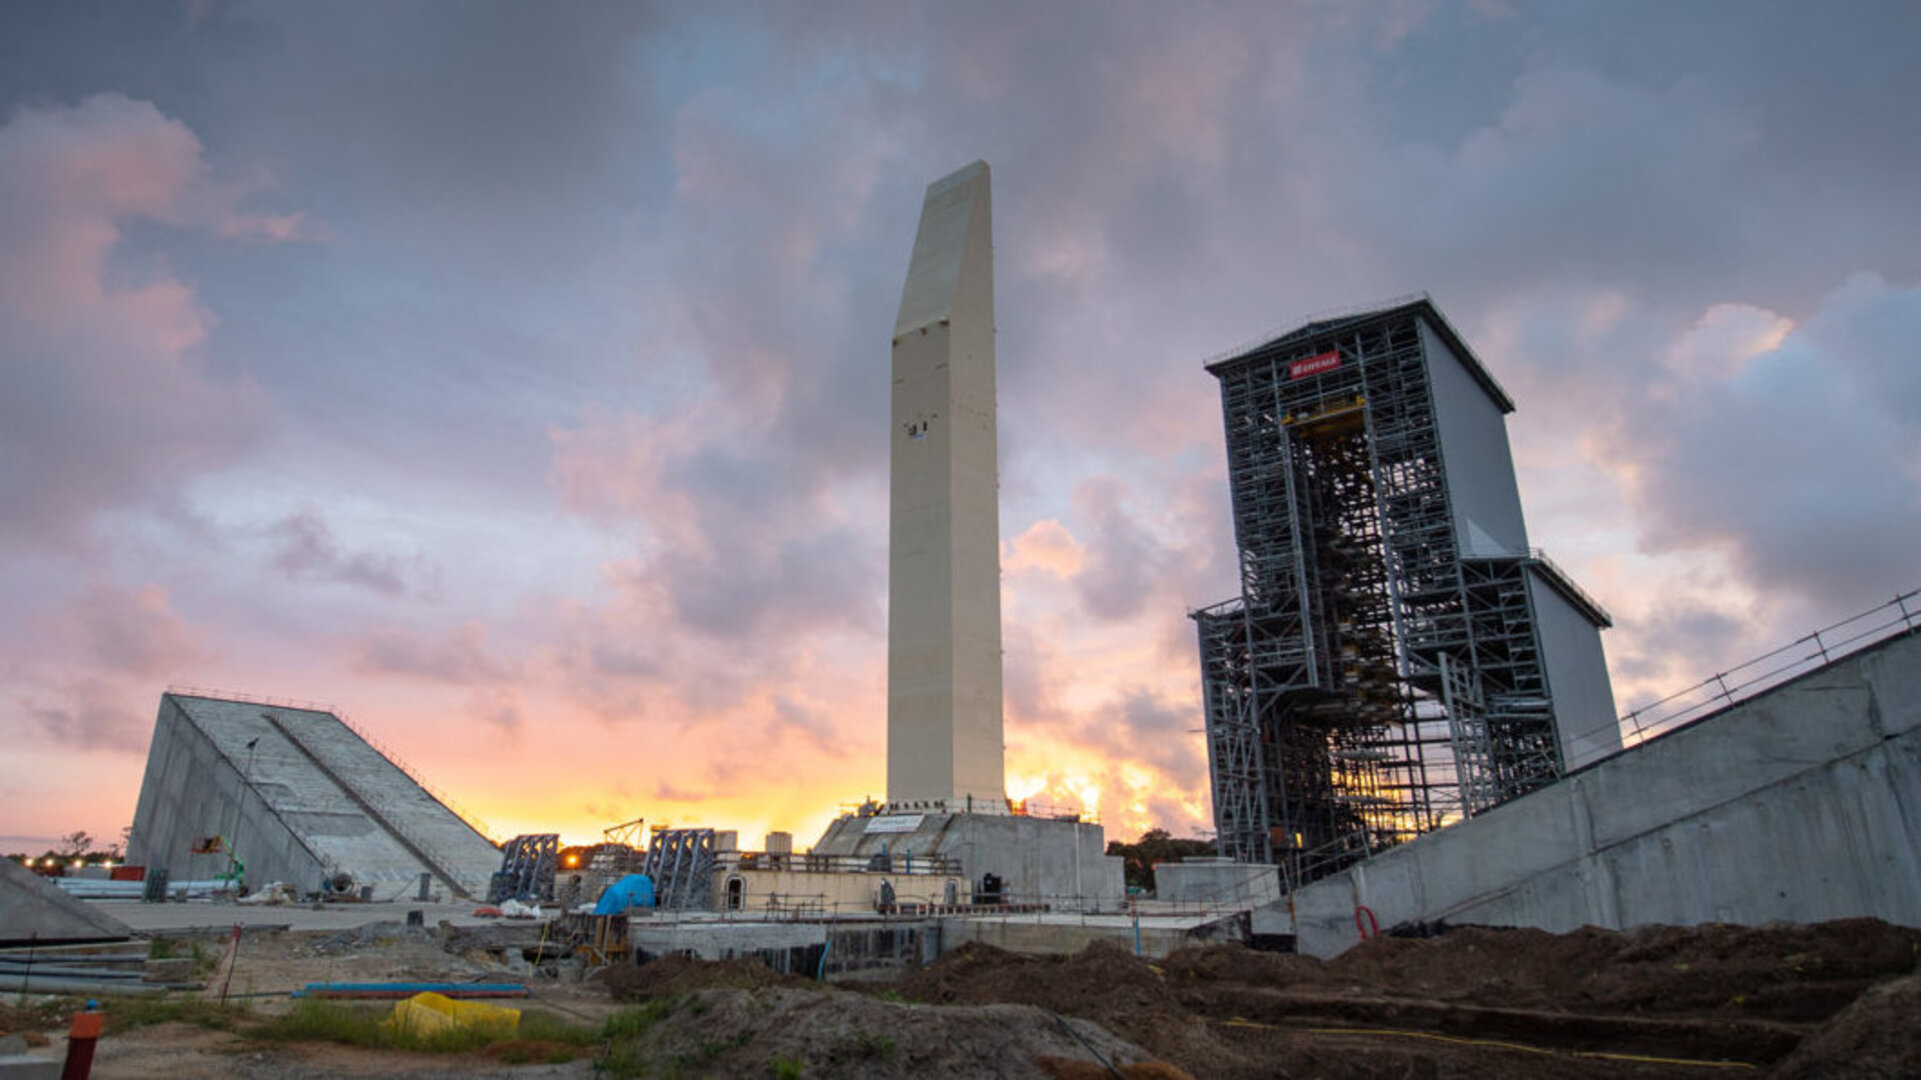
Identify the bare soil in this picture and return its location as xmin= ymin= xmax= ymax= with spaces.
xmin=0 ymin=917 xmax=1915 ymax=1078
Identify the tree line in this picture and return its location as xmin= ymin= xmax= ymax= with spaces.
xmin=1104 ymin=828 xmax=1216 ymax=892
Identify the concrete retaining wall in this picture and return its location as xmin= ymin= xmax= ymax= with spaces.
xmin=630 ymin=919 xmax=932 ymax=980
xmin=939 ymin=913 xmax=1246 ymax=959
xmin=1292 ymin=628 xmax=1921 ymax=957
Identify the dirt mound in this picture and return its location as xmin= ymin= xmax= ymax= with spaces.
xmin=1588 ymin=918 xmax=1921 ymax=1020
xmin=1321 ymin=918 xmax=1921 ymax=1021
xmin=618 ymin=987 xmax=1165 ymax=1079
xmin=1327 ymin=924 xmax=1624 ymax=1008
xmin=899 ymin=938 xmax=1243 ymax=1076
xmin=1037 ymin=1058 xmax=1197 ymax=1079
xmin=1160 ymin=942 xmax=1330 ymax=989
xmin=904 ymin=939 xmax=1176 ymax=1014
xmin=600 ymin=953 xmax=811 ymax=1000
xmin=1771 ymin=972 xmax=1921 ymax=1079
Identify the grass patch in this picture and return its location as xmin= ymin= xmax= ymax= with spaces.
xmin=189 ymin=940 xmax=219 ymax=979
xmin=590 ymin=998 xmax=691 ymax=1079
xmin=672 ymin=1028 xmax=751 ymax=1069
xmin=100 ymin=993 xmax=251 ymax=1033
xmin=247 ymin=999 xmax=601 ymax=1057
xmin=851 ymin=1027 xmax=897 ymax=1060
xmin=772 ymin=1053 xmax=806 ymax=1079
xmin=0 ymin=997 xmax=75 ymax=1032
xmin=2 ymin=994 xmax=249 ymax=1037
xmin=600 ymin=994 xmax=682 ymax=1040
xmin=249 ymin=999 xmax=395 ymax=1049
xmin=231 ymin=996 xmax=699 ymax=1077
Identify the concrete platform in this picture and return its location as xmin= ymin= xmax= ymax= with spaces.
xmin=0 ymin=1036 xmax=56 ymax=1079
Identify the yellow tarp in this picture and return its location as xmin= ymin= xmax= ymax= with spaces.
xmin=383 ymin=991 xmax=521 ymax=1039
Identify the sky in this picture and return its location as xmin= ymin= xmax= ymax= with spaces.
xmin=4 ymin=1 xmax=1919 ymax=855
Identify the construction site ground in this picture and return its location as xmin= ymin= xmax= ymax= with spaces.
xmin=2 ymin=914 xmax=1917 ymax=1078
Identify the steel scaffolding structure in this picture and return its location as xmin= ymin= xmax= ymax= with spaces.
xmin=1194 ymin=297 xmax=1592 ymax=889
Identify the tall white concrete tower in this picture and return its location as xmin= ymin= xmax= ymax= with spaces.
xmin=887 ymin=160 xmax=1005 ymax=812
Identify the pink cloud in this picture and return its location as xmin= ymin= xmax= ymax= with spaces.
xmin=351 ymin=621 xmax=515 ymax=684
xmin=20 ymin=677 xmax=154 ymax=754
xmin=267 ymin=506 xmax=438 ymax=598
xmin=1004 ymin=518 xmax=1085 ymax=578
xmin=0 ymin=94 xmax=306 ymax=551
xmin=76 ymin=582 xmax=212 ymax=678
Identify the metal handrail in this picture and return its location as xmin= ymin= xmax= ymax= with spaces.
xmin=1526 ymin=548 xmax=1614 ymax=626
xmin=726 ymin=851 xmax=965 ymax=876
xmin=1610 ymin=587 xmax=1920 ymax=755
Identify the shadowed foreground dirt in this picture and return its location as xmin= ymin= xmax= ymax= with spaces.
xmin=4 ymin=917 xmax=1918 ymax=1077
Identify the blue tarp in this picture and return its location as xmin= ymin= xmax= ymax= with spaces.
xmin=593 ymin=873 xmax=655 ymax=915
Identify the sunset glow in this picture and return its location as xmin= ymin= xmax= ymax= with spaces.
xmin=4 ymin=4 xmax=1918 ymax=859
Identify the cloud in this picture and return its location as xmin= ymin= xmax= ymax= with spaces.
xmin=549 ymin=400 xmax=884 ymax=643
xmin=654 ymin=781 xmax=712 ymax=804
xmin=1005 ymin=519 xmax=1085 ymax=578
xmin=466 ymin=688 xmax=524 ymax=736
xmin=266 ymin=506 xmax=438 ymax=598
xmin=22 ymin=677 xmax=153 ymax=753
xmin=1 ymin=580 xmax=208 ymax=754
xmin=4 ymin=3 xmax=1920 ymax=854
xmin=351 ymin=621 xmax=513 ymax=684
xmin=1606 ymin=276 xmax=1921 ymax=612
xmin=766 ymin=695 xmax=849 ymax=758
xmin=0 ymin=94 xmax=296 ymax=551
xmin=75 ymin=582 xmax=211 ymax=678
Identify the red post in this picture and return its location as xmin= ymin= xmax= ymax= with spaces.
xmin=61 ymin=1007 xmax=103 ymax=1080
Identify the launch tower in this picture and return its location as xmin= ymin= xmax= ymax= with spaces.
xmin=1193 ymin=297 xmax=1616 ymax=888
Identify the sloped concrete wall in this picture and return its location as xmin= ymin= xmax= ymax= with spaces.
xmin=0 ymin=857 xmax=133 ymax=944
xmin=1292 ymin=628 xmax=1921 ymax=957
xmin=128 ymin=696 xmax=336 ymax=894
xmin=129 ymin=694 xmax=498 ymax=898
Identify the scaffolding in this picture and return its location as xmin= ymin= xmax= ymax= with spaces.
xmin=1194 ymin=298 xmax=1570 ymax=890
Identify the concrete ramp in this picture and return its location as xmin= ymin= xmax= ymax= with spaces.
xmin=127 ymin=693 xmax=500 ymax=899
xmin=0 ymin=857 xmax=132 ymax=945
xmin=1292 ymin=627 xmax=1921 ymax=957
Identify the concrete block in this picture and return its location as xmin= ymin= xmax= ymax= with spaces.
xmin=0 ymin=1039 xmax=57 ymax=1080
xmin=812 ymin=812 xmax=1126 ymax=912
xmin=1153 ymin=860 xmax=1280 ymax=906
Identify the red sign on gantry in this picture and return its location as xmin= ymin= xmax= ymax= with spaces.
xmin=1289 ymin=350 xmax=1342 ymax=380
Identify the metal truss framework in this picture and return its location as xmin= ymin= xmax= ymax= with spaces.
xmin=642 ymin=828 xmax=717 ymax=912
xmin=490 ymin=833 xmax=559 ymax=904
xmin=1194 ymin=303 xmax=1565 ymax=890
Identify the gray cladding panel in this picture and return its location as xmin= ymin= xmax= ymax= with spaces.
xmin=1528 ymin=569 xmax=1620 ymax=766
xmin=1421 ymin=318 xmax=1528 ymax=555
